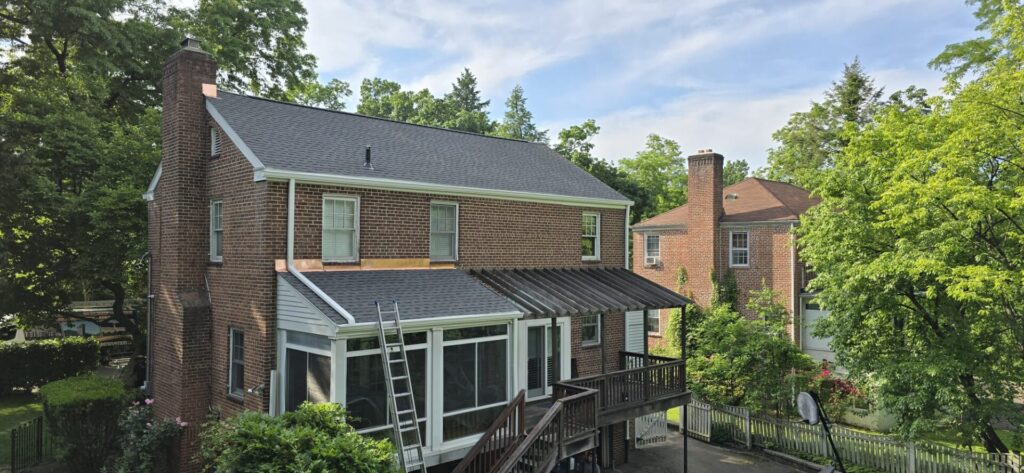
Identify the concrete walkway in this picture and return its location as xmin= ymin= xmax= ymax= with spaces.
xmin=617 ymin=431 xmax=805 ymax=473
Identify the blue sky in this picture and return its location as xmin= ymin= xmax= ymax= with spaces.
xmin=301 ymin=0 xmax=979 ymax=169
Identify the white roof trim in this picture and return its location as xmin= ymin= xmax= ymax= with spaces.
xmin=142 ymin=162 xmax=161 ymax=201
xmin=334 ymin=311 xmax=523 ymax=336
xmin=260 ymin=168 xmax=633 ymax=209
xmin=206 ymin=100 xmax=265 ymax=172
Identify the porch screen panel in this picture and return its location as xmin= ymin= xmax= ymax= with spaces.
xmin=285 ymin=348 xmax=331 ymax=412
xmin=442 ymin=325 xmax=508 ymax=442
xmin=346 ymin=340 xmax=427 ymax=442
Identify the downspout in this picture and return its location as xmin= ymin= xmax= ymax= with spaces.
xmin=286 ymin=179 xmax=355 ymax=324
xmin=625 ymin=205 xmax=631 ymax=270
xmin=141 ymin=251 xmax=152 ymax=394
xmin=790 ymin=222 xmax=797 ymax=345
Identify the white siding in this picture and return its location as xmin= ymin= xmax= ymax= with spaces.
xmin=277 ymin=276 xmax=334 ymax=332
xmin=625 ymin=310 xmax=645 ymax=353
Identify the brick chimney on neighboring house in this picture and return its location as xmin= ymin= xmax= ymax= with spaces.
xmin=686 ymin=149 xmax=724 ymax=307
xmin=148 ymin=37 xmax=217 ymax=472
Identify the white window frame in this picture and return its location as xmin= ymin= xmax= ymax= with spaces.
xmin=210 ymin=200 xmax=223 ymax=263
xmin=582 ymin=212 xmax=601 ymax=261
xmin=729 ymin=231 xmax=750 ymax=268
xmin=580 ymin=313 xmax=601 ymax=346
xmin=210 ymin=127 xmax=221 ymax=156
xmin=429 ymin=201 xmax=459 ymax=262
xmin=646 ymin=309 xmax=661 ymax=335
xmin=322 ymin=195 xmax=360 ymax=263
xmin=644 ymin=234 xmax=660 ymax=265
xmin=344 ymin=334 xmax=429 ymax=446
xmin=440 ymin=325 xmax=511 ymax=445
xmin=228 ymin=328 xmax=244 ymax=399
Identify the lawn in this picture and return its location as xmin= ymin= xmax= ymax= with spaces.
xmin=0 ymin=393 xmax=44 ymax=466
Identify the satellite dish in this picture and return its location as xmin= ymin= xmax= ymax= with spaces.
xmin=797 ymin=392 xmax=820 ymax=425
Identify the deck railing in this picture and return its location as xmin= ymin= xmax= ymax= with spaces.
xmin=452 ymin=390 xmax=528 ymax=473
xmin=494 ymin=384 xmax=599 ymax=473
xmin=621 ymin=351 xmax=677 ymax=368
xmin=568 ymin=358 xmax=686 ymax=414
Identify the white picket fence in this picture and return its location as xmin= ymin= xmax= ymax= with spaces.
xmin=683 ymin=402 xmax=1021 ymax=473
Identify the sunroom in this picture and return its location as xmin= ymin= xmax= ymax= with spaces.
xmin=273 ymin=266 xmax=690 ymax=467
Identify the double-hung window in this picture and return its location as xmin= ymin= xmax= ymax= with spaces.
xmin=644 ymin=234 xmax=660 ymax=265
xmin=582 ymin=212 xmax=600 ymax=260
xmin=430 ymin=202 xmax=458 ymax=262
xmin=730 ymin=231 xmax=749 ymax=267
xmin=228 ymin=328 xmax=245 ymax=398
xmin=210 ymin=200 xmax=223 ymax=262
xmin=323 ymin=196 xmax=358 ymax=262
xmin=581 ymin=313 xmax=601 ymax=345
xmin=647 ymin=309 xmax=661 ymax=334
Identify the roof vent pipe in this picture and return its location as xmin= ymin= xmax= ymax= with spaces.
xmin=364 ymin=146 xmax=373 ymax=169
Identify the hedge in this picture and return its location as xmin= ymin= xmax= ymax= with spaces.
xmin=0 ymin=336 xmax=100 ymax=394
xmin=40 ymin=375 xmax=127 ymax=473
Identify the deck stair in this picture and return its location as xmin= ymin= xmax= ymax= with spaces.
xmin=375 ymin=300 xmax=426 ymax=473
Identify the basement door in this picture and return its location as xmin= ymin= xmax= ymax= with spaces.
xmin=624 ymin=311 xmax=669 ymax=447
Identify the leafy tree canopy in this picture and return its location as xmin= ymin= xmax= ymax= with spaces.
xmin=619 ymin=134 xmax=687 ymax=218
xmin=799 ymin=1 xmax=1024 ymax=451
xmin=723 ymin=159 xmax=750 ymax=187
xmin=0 ymin=0 xmax=342 ymax=351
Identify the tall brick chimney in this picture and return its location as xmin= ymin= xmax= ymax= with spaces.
xmin=686 ymin=149 xmax=724 ymax=308
xmin=148 ymin=37 xmax=217 ymax=472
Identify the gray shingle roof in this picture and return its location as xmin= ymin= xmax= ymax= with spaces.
xmin=280 ymin=270 xmax=521 ymax=325
xmin=208 ymin=92 xmax=628 ymax=202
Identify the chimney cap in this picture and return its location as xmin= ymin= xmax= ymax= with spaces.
xmin=180 ymin=37 xmax=202 ymax=50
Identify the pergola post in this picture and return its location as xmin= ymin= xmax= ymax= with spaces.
xmin=551 ymin=316 xmax=559 ymax=388
xmin=643 ymin=308 xmax=651 ymax=402
xmin=681 ymin=304 xmax=689 ymax=473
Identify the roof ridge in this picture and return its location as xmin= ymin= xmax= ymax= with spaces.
xmin=215 ymin=90 xmax=537 ymax=145
xmin=751 ymin=178 xmax=799 ymax=217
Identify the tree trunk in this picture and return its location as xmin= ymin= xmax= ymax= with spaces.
xmin=960 ymin=374 xmax=1009 ymax=453
xmin=103 ymin=281 xmax=146 ymax=356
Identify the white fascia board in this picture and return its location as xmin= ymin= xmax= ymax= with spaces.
xmin=333 ymin=311 xmax=523 ymax=337
xmin=631 ymin=224 xmax=685 ymax=232
xmin=719 ymin=220 xmax=799 ymax=228
xmin=260 ymin=168 xmax=633 ymax=209
xmin=206 ymin=100 xmax=266 ymax=172
xmin=142 ymin=162 xmax=162 ymax=201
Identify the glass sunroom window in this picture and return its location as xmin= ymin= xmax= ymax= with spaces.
xmin=442 ymin=325 xmax=508 ymax=442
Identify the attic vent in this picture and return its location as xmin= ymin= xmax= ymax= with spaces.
xmin=725 ymin=193 xmax=739 ymax=200
xmin=210 ymin=127 xmax=221 ymax=157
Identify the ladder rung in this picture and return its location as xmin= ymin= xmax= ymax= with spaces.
xmin=400 ymin=426 xmax=419 ymax=433
xmin=403 ymin=444 xmax=421 ymax=451
xmin=386 ymin=342 xmax=403 ymax=348
xmin=397 ymin=409 xmax=415 ymax=416
xmin=392 ymin=375 xmax=408 ymax=382
xmin=395 ymin=392 xmax=411 ymax=397
xmin=388 ymin=358 xmax=405 ymax=363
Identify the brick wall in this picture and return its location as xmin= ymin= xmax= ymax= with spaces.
xmin=267 ymin=182 xmax=626 ymax=269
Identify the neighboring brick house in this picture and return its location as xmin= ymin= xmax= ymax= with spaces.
xmin=631 ymin=151 xmax=828 ymax=359
xmin=145 ymin=39 xmax=689 ymax=472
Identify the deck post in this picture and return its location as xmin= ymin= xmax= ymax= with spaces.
xmin=643 ymin=308 xmax=650 ymax=402
xmin=551 ymin=316 xmax=560 ymax=384
xmin=682 ymin=304 xmax=688 ymax=473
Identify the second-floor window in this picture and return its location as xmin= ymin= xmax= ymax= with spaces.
xmin=644 ymin=234 xmax=660 ymax=265
xmin=430 ymin=202 xmax=458 ymax=262
xmin=582 ymin=212 xmax=600 ymax=261
xmin=730 ymin=231 xmax=749 ymax=267
xmin=323 ymin=196 xmax=358 ymax=262
xmin=647 ymin=309 xmax=661 ymax=334
xmin=210 ymin=200 xmax=223 ymax=262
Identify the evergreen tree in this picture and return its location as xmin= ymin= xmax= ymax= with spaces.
xmin=493 ymin=84 xmax=548 ymax=143
xmin=443 ymin=68 xmax=494 ymax=134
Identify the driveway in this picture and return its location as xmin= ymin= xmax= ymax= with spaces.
xmin=618 ymin=431 xmax=806 ymax=473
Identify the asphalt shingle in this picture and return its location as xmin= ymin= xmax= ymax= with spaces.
xmin=280 ymin=270 xmax=521 ymax=325
xmin=209 ymin=92 xmax=628 ymax=202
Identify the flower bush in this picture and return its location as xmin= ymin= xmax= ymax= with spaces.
xmin=813 ymin=368 xmax=864 ymax=421
xmin=107 ymin=398 xmax=185 ymax=473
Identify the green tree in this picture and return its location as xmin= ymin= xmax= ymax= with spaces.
xmin=723 ymin=159 xmax=750 ymax=186
xmin=553 ymin=120 xmax=651 ymax=222
xmin=798 ymin=4 xmax=1024 ymax=450
xmin=0 ymin=0 xmax=341 ymax=353
xmin=443 ymin=68 xmax=494 ymax=134
xmin=492 ymin=84 xmax=549 ymax=143
xmin=619 ymin=134 xmax=687 ymax=218
xmin=766 ymin=59 xmax=884 ymax=189
xmin=356 ymin=78 xmax=416 ymax=121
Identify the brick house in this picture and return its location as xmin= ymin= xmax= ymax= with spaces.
xmin=631 ymin=151 xmax=830 ymax=360
xmin=145 ymin=39 xmax=689 ymax=472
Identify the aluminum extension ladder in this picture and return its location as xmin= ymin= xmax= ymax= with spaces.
xmin=375 ymin=300 xmax=426 ymax=473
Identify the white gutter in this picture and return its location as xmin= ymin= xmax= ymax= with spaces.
xmin=262 ymin=169 xmax=633 ymax=209
xmin=790 ymin=222 xmax=798 ymax=344
xmin=286 ymin=179 xmax=355 ymax=324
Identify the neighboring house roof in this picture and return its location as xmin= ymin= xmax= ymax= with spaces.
xmin=632 ymin=178 xmax=819 ymax=229
xmin=280 ymin=269 xmax=521 ymax=325
xmin=204 ymin=92 xmax=629 ymax=204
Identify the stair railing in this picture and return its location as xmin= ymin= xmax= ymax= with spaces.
xmin=494 ymin=384 xmax=599 ymax=473
xmin=452 ymin=390 xmax=528 ymax=473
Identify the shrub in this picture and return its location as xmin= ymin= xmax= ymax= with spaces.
xmin=107 ymin=399 xmax=185 ymax=473
xmin=0 ymin=336 xmax=101 ymax=393
xmin=40 ymin=374 xmax=128 ymax=472
xmin=199 ymin=402 xmax=398 ymax=473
